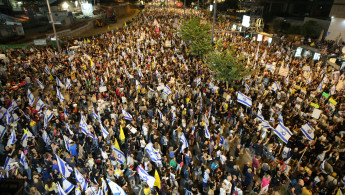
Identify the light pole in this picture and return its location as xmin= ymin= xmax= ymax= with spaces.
xmin=211 ymin=0 xmax=217 ymax=43
xmin=184 ymin=0 xmax=186 ymax=19
xmin=46 ymin=0 xmax=60 ymax=50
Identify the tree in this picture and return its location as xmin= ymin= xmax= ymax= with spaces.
xmin=178 ymin=17 xmax=213 ymax=57
xmin=301 ymin=21 xmax=322 ymax=39
xmin=205 ymin=47 xmax=252 ymax=83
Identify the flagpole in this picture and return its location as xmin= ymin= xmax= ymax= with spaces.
xmin=293 ymin=145 xmax=308 ymax=173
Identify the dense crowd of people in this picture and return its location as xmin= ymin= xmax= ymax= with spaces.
xmin=0 ymin=7 xmax=345 ymax=195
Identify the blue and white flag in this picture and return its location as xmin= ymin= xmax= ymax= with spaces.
xmin=266 ymin=63 xmax=276 ymax=73
xmin=100 ymin=77 xmax=104 ymax=86
xmin=261 ymin=120 xmax=273 ymax=129
xmin=271 ymin=81 xmax=281 ymax=92
xmin=56 ymin=77 xmax=65 ymax=88
xmin=21 ymin=129 xmax=33 ymax=148
xmin=205 ymin=115 xmax=210 ymax=139
xmin=237 ymin=92 xmax=252 ymax=107
xmin=124 ymin=69 xmax=133 ymax=79
xmin=92 ymin=107 xmax=98 ymax=119
xmin=64 ymin=79 xmax=72 ymax=89
xmin=102 ymin=178 xmax=108 ymax=195
xmin=138 ymin=68 xmax=144 ymax=78
xmin=0 ymin=125 xmax=6 ymax=140
xmin=163 ymin=85 xmax=172 ymax=95
xmin=320 ymin=66 xmax=326 ymax=76
xmin=42 ymin=130 xmax=51 ymax=146
xmin=74 ymin=168 xmax=88 ymax=191
xmin=257 ymin=109 xmax=264 ymax=122
xmin=157 ymin=109 xmax=163 ymax=120
xmin=220 ymin=136 xmax=224 ymax=146
xmin=62 ymin=177 xmax=74 ymax=194
xmin=20 ymin=151 xmax=29 ymax=169
xmin=145 ymin=142 xmax=162 ymax=166
xmin=79 ymin=114 xmax=89 ymax=135
xmin=20 ymin=109 xmax=30 ymax=121
xmin=63 ymin=135 xmax=71 ymax=152
xmin=44 ymin=66 xmax=50 ymax=74
xmin=65 ymin=123 xmax=74 ymax=136
xmin=64 ymin=107 xmax=69 ymax=118
xmin=75 ymin=188 xmax=82 ymax=195
xmin=148 ymin=87 xmax=157 ymax=94
xmin=57 ymin=182 xmax=67 ymax=195
xmin=171 ymin=112 xmax=176 ymax=124
xmin=110 ymin=145 xmax=126 ymax=164
xmin=316 ymin=80 xmax=324 ymax=93
xmin=274 ymin=122 xmax=292 ymax=144
xmin=122 ymin=109 xmax=133 ymax=120
xmin=306 ymin=73 xmax=312 ymax=85
xmin=300 ymin=122 xmax=314 ymax=140
xmin=330 ymin=84 xmax=336 ymax=96
xmin=282 ymin=146 xmax=291 ymax=159
xmin=100 ymin=123 xmax=109 ymax=139
xmin=180 ymin=133 xmax=188 ymax=153
xmin=320 ymin=160 xmax=326 ymax=172
xmin=245 ymin=83 xmax=250 ymax=91
xmin=27 ymin=89 xmax=35 ymax=107
xmin=285 ymin=76 xmax=289 ymax=85
xmin=0 ymin=172 xmax=3 ymax=180
xmin=137 ymin=166 xmax=156 ymax=188
xmin=7 ymin=100 xmax=18 ymax=113
xmin=57 ymin=88 xmax=65 ymax=102
xmin=196 ymin=77 xmax=201 ymax=86
xmin=269 ymin=115 xmax=275 ymax=124
xmin=7 ymin=128 xmax=16 ymax=147
xmin=44 ymin=109 xmax=53 ymax=128
xmin=36 ymin=98 xmax=45 ymax=111
xmin=107 ymin=179 xmax=126 ymax=195
xmin=262 ymin=50 xmax=267 ymax=59
xmin=278 ymin=113 xmax=284 ymax=123
xmin=55 ymin=154 xmax=73 ymax=178
xmin=5 ymin=111 xmax=12 ymax=124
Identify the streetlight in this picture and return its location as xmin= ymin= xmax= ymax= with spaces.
xmin=46 ymin=0 xmax=60 ymax=50
xmin=211 ymin=0 xmax=217 ymax=43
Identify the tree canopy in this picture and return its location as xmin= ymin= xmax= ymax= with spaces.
xmin=178 ymin=17 xmax=213 ymax=57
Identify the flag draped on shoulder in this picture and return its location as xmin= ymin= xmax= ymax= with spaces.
xmin=300 ymin=122 xmax=314 ymax=140
xmin=137 ymin=165 xmax=156 ymax=188
xmin=237 ymin=92 xmax=252 ymax=107
xmin=274 ymin=122 xmax=292 ymax=144
xmin=180 ymin=133 xmax=188 ymax=153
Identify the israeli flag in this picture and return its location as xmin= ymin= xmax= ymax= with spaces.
xmin=57 ymin=182 xmax=67 ymax=195
xmin=36 ymin=98 xmax=45 ymax=111
xmin=245 ymin=83 xmax=250 ymax=91
xmin=0 ymin=125 xmax=7 ymax=140
xmin=63 ymin=135 xmax=71 ymax=152
xmin=62 ymin=177 xmax=74 ymax=194
xmin=266 ymin=63 xmax=276 ymax=73
xmin=148 ymin=87 xmax=157 ymax=94
xmin=320 ymin=160 xmax=326 ymax=171
xmin=282 ymin=146 xmax=291 ymax=159
xmin=271 ymin=81 xmax=281 ymax=92
xmin=274 ymin=122 xmax=292 ymax=144
xmin=4 ymin=156 xmax=12 ymax=172
xmin=7 ymin=128 xmax=16 ymax=147
xmin=100 ymin=123 xmax=109 ymax=139
xmin=300 ymin=122 xmax=314 ymax=140
xmin=111 ymin=145 xmax=126 ymax=164
xmin=106 ymin=179 xmax=127 ymax=195
xmin=79 ymin=114 xmax=89 ymax=135
xmin=42 ymin=130 xmax=51 ymax=146
xmin=261 ymin=120 xmax=273 ymax=129
xmin=262 ymin=50 xmax=267 ymax=59
xmin=137 ymin=166 xmax=156 ymax=188
xmin=64 ymin=107 xmax=69 ymax=118
xmin=157 ymin=109 xmax=164 ymax=120
xmin=44 ymin=109 xmax=54 ymax=128
xmin=74 ymin=168 xmax=88 ymax=191
xmin=56 ymin=88 xmax=65 ymax=102
xmin=56 ymin=77 xmax=65 ymax=88
xmin=285 ymin=76 xmax=289 ymax=85
xmin=269 ymin=115 xmax=275 ymax=124
xmin=102 ymin=178 xmax=108 ymax=195
xmin=257 ymin=109 xmax=265 ymax=121
xmin=205 ymin=116 xmax=211 ymax=139
xmin=44 ymin=66 xmax=50 ymax=74
xmin=330 ymin=84 xmax=336 ymax=96
xmin=180 ymin=133 xmax=188 ymax=153
xmin=65 ymin=79 xmax=72 ymax=89
xmin=278 ymin=113 xmax=284 ymax=123
xmin=122 ymin=109 xmax=133 ymax=120
xmin=20 ymin=109 xmax=30 ymax=121
xmin=306 ymin=73 xmax=312 ymax=85
xmin=237 ymin=92 xmax=252 ymax=108
xmin=20 ymin=151 xmax=29 ymax=169
xmin=163 ymin=85 xmax=172 ymax=95
xmin=27 ymin=89 xmax=35 ymax=107
xmin=92 ymin=107 xmax=98 ymax=119
xmin=5 ymin=111 xmax=12 ymax=124
xmin=145 ymin=142 xmax=162 ymax=165
xmin=55 ymin=154 xmax=73 ymax=178
xmin=320 ymin=66 xmax=326 ymax=76
xmin=171 ymin=112 xmax=176 ymax=124
xmin=65 ymin=123 xmax=74 ymax=136
xmin=196 ymin=77 xmax=201 ymax=86
xmin=0 ymin=107 xmax=7 ymax=120
xmin=21 ymin=129 xmax=33 ymax=148
xmin=316 ymin=80 xmax=324 ymax=93
xmin=7 ymin=100 xmax=19 ymax=113
xmin=138 ymin=68 xmax=144 ymax=78
xmin=100 ymin=77 xmax=104 ymax=86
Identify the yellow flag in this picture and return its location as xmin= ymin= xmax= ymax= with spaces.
xmin=310 ymin=42 xmax=315 ymax=47
xmin=23 ymin=128 xmax=28 ymax=135
xmin=154 ymin=169 xmax=161 ymax=189
xmin=329 ymin=98 xmax=337 ymax=105
xmin=125 ymin=22 xmax=127 ymax=26
xmin=87 ymin=38 xmax=91 ymax=43
xmin=114 ymin=138 xmax=120 ymax=150
xmin=49 ymin=73 xmax=54 ymax=80
xmin=119 ymin=125 xmax=125 ymax=143
xmin=108 ymin=25 xmax=110 ymax=30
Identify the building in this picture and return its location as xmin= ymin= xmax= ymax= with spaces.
xmin=326 ymin=0 xmax=345 ymax=42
